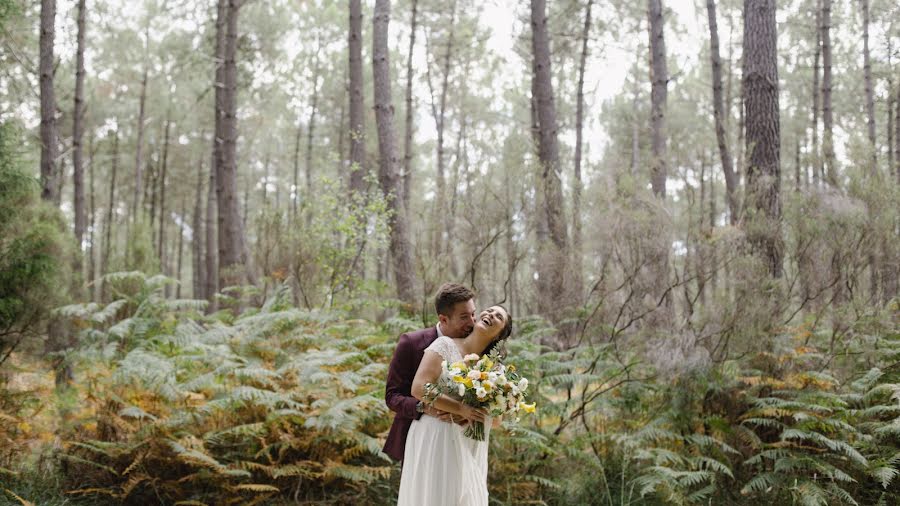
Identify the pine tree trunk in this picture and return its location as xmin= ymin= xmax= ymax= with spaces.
xmin=647 ymin=0 xmax=668 ymax=199
xmin=88 ymin=133 xmax=96 ymax=300
xmin=348 ymin=0 xmax=366 ymax=196
xmin=102 ymin=130 xmax=119 ymax=301
xmin=821 ymin=0 xmax=837 ymax=187
xmin=402 ymin=0 xmax=418 ymax=214
xmin=706 ymin=0 xmax=739 ymax=224
xmin=373 ymin=0 xmax=418 ymax=305
xmin=630 ymin=58 xmax=640 ymax=174
xmin=742 ymin=0 xmax=783 ymax=278
xmin=39 ymin=0 xmax=59 ymax=203
xmin=432 ymin=0 xmax=458 ymax=259
xmin=133 ymin=64 xmax=149 ymax=219
xmin=572 ymin=0 xmax=592 ymax=303
xmin=205 ymin=161 xmax=218 ymax=309
xmin=175 ymin=195 xmax=186 ymax=298
xmin=531 ymin=0 xmax=570 ymax=321
xmin=157 ymin=112 xmax=171 ymax=270
xmin=192 ymin=161 xmax=205 ymax=299
xmin=305 ymin=46 xmax=321 ymax=203
xmin=811 ymin=0 xmax=822 ymax=186
xmin=861 ymin=0 xmax=877 ymax=170
xmin=217 ymin=0 xmax=254 ymax=289
xmin=73 ymin=0 xmax=87 ymax=244
xmin=291 ymin=120 xmax=302 ymax=220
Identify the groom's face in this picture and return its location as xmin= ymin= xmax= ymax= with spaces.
xmin=439 ymin=299 xmax=476 ymax=339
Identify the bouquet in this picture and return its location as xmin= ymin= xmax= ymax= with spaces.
xmin=424 ymin=350 xmax=535 ymax=441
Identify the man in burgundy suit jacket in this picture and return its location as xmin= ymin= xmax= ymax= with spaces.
xmin=383 ymin=283 xmax=476 ymax=462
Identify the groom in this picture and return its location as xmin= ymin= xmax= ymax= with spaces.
xmin=383 ymin=282 xmax=476 ymax=462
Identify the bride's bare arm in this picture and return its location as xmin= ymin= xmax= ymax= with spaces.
xmin=411 ymin=351 xmax=487 ymax=423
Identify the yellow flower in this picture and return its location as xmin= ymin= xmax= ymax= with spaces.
xmin=482 ymin=358 xmax=494 ymax=370
xmin=480 ymin=372 xmax=488 ymax=380
xmin=507 ymin=365 xmax=516 ymax=373
xmin=519 ymin=402 xmax=536 ymax=414
xmin=451 ymin=361 xmax=467 ymax=371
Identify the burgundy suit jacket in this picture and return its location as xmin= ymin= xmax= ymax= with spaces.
xmin=383 ymin=326 xmax=439 ymax=462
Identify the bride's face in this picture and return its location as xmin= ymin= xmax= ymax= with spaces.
xmin=474 ymin=306 xmax=508 ymax=338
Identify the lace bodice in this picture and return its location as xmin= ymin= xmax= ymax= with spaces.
xmin=425 ymin=335 xmax=463 ymax=363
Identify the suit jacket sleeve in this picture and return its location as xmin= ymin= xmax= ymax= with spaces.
xmin=385 ymin=333 xmax=423 ymax=420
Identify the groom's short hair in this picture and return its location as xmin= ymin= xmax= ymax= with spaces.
xmin=434 ymin=283 xmax=475 ymax=316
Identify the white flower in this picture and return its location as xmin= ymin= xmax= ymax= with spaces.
xmin=458 ymin=383 xmax=466 ymax=397
xmin=517 ymin=378 xmax=529 ymax=391
xmin=449 ymin=367 xmax=462 ymax=377
xmin=468 ymin=369 xmax=482 ymax=380
xmin=476 ymin=387 xmax=487 ymax=399
xmin=464 ymin=353 xmax=480 ymax=362
xmin=495 ymin=374 xmax=508 ymax=386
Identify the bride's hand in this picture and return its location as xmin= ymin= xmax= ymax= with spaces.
xmin=458 ymin=404 xmax=489 ymax=425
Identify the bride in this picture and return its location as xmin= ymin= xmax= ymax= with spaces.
xmin=397 ymin=305 xmax=513 ymax=506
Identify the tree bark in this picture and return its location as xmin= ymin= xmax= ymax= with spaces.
xmin=133 ymin=64 xmax=149 ymax=220
xmin=373 ymin=0 xmax=418 ymax=305
xmin=305 ymin=45 xmax=322 ymax=203
xmin=402 ymin=0 xmax=418 ymax=214
xmin=861 ymin=0 xmax=877 ymax=171
xmin=102 ymin=130 xmax=119 ymax=300
xmin=706 ymin=0 xmax=739 ymax=224
xmin=647 ymin=0 xmax=668 ymax=198
xmin=216 ymin=0 xmax=254 ymax=289
xmin=157 ymin=111 xmax=171 ymax=269
xmin=630 ymin=58 xmax=640 ymax=174
xmin=39 ymin=0 xmax=59 ymax=203
xmin=73 ymin=0 xmax=87 ymax=245
xmin=192 ymin=160 xmax=205 ymax=299
xmin=742 ymin=0 xmax=783 ymax=278
xmin=572 ymin=0 xmax=592 ymax=303
xmin=291 ymin=119 xmax=302 ymax=219
xmin=431 ymin=0 xmax=458 ymax=258
xmin=348 ymin=0 xmax=366 ymax=196
xmin=205 ymin=159 xmax=218 ymax=308
xmin=88 ymin=133 xmax=96 ymax=300
xmin=811 ymin=0 xmax=822 ymax=186
xmin=175 ymin=195 xmax=186 ymax=298
xmin=531 ymin=0 xmax=570 ymax=320
xmin=821 ymin=0 xmax=837 ymax=187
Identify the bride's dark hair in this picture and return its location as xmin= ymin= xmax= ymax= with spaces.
xmin=480 ymin=305 xmax=512 ymax=358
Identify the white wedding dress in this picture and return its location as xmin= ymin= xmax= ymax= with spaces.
xmin=397 ymin=336 xmax=491 ymax=506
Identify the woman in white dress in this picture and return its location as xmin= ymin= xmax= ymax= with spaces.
xmin=397 ymin=305 xmax=513 ymax=506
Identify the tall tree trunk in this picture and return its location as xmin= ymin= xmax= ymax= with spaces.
xmin=192 ymin=161 xmax=205 ymax=299
xmin=861 ymin=0 xmax=877 ymax=171
xmin=133 ymin=65 xmax=149 ymax=220
xmin=348 ymin=0 xmax=366 ymax=196
xmin=87 ymin=133 xmax=96 ymax=300
xmin=572 ymin=0 xmax=592 ymax=303
xmin=647 ymin=0 xmax=668 ymax=199
xmin=175 ymin=195 xmax=186 ymax=298
xmin=811 ymin=0 xmax=822 ymax=186
xmin=73 ymin=0 xmax=87 ymax=245
xmin=706 ymin=0 xmax=739 ymax=224
xmin=102 ymin=130 xmax=119 ymax=300
xmin=402 ymin=0 xmax=418 ymax=214
xmin=291 ymin=120 xmax=302 ymax=219
xmin=217 ymin=0 xmax=254 ymax=289
xmin=39 ymin=0 xmax=59 ymax=203
xmin=821 ymin=0 xmax=837 ymax=187
xmin=743 ymin=0 xmax=783 ymax=278
xmin=896 ymin=85 xmax=900 ymax=185
xmin=157 ymin=112 xmax=171 ymax=268
xmin=205 ymin=161 xmax=218 ymax=308
xmin=305 ymin=45 xmax=321 ymax=203
xmin=373 ymin=0 xmax=418 ymax=305
xmin=431 ymin=0 xmax=458 ymax=259
xmin=630 ymin=58 xmax=640 ymax=174
xmin=531 ymin=0 xmax=570 ymax=321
